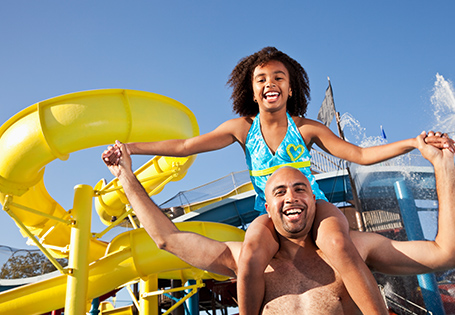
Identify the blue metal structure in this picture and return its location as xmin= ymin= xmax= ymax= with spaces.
xmin=173 ymin=170 xmax=352 ymax=227
xmin=394 ymin=180 xmax=445 ymax=315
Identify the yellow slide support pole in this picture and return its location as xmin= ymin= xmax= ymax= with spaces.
xmin=65 ymin=184 xmax=93 ymax=314
xmin=140 ymin=274 xmax=158 ymax=315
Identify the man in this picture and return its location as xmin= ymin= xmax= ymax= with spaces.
xmin=104 ymin=133 xmax=455 ymax=314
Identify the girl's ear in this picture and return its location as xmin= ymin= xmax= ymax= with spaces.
xmin=289 ymin=89 xmax=292 ymax=97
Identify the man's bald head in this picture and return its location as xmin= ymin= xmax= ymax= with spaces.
xmin=264 ymin=166 xmax=316 ymax=238
xmin=265 ymin=166 xmax=312 ymax=202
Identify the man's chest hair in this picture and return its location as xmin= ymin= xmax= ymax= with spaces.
xmin=264 ymin=252 xmax=338 ymax=295
xmin=262 ymin=254 xmax=353 ymax=314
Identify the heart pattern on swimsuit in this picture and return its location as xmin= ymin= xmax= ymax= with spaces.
xmin=286 ymin=144 xmax=305 ymax=161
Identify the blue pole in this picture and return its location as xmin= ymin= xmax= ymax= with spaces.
xmin=185 ymin=280 xmax=199 ymax=315
xmin=88 ymin=297 xmax=100 ymax=315
xmin=394 ymin=180 xmax=445 ymax=315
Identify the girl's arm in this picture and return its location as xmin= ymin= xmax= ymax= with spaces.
xmin=301 ymin=118 xmax=454 ymax=165
xmin=103 ymin=117 xmax=251 ymax=165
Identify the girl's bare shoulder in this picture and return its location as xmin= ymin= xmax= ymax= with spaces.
xmin=222 ymin=116 xmax=253 ymax=130
xmin=222 ymin=116 xmax=254 ymax=145
xmin=291 ymin=117 xmax=330 ymax=145
xmin=291 ymin=117 xmax=326 ymax=132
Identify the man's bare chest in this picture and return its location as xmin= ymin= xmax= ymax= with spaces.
xmin=261 ymin=253 xmax=359 ymax=314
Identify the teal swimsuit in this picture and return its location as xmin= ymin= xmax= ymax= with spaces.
xmin=245 ymin=113 xmax=328 ymax=214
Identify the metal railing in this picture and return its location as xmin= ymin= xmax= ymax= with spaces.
xmin=310 ymin=149 xmax=346 ymax=173
xmin=380 ymin=285 xmax=432 ymax=315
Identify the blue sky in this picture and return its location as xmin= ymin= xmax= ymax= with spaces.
xmin=1 ymin=1 xmax=454 ymax=250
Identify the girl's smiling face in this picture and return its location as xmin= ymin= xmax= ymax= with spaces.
xmin=252 ymin=60 xmax=292 ymax=113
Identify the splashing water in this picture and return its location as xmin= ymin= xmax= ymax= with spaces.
xmin=431 ymin=73 xmax=455 ymax=136
xmin=338 ymin=74 xmax=455 ymax=191
xmin=341 ymin=73 xmax=455 ymax=147
xmin=339 ymin=113 xmax=419 ymax=192
xmin=340 ymin=109 xmax=433 ymax=168
xmin=339 ymin=112 xmax=386 ymax=148
xmin=341 ymin=111 xmax=429 ymax=211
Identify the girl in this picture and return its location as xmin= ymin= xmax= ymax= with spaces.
xmin=103 ymin=47 xmax=452 ymax=314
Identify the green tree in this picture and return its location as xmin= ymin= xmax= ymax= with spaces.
xmin=0 ymin=250 xmax=67 ymax=279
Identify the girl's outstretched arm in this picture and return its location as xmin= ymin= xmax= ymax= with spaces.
xmin=301 ymin=119 xmax=454 ymax=165
xmin=102 ymin=117 xmax=250 ymax=165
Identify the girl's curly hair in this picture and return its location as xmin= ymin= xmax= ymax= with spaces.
xmin=227 ymin=47 xmax=310 ymax=117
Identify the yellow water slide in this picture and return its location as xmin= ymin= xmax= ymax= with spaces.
xmin=0 ymin=89 xmax=246 ymax=314
xmin=0 ymin=89 xmax=198 ymax=261
xmin=0 ymin=222 xmax=244 ymax=314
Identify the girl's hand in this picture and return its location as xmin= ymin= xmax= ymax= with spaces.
xmin=103 ymin=141 xmax=133 ymax=178
xmin=422 ymin=131 xmax=455 ymax=153
xmin=101 ymin=141 xmax=126 ymax=166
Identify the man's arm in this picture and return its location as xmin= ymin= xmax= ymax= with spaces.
xmin=106 ymin=142 xmax=240 ymax=278
xmin=352 ymin=132 xmax=455 ymax=275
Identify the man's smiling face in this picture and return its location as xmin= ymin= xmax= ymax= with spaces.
xmin=265 ymin=167 xmax=316 ymax=239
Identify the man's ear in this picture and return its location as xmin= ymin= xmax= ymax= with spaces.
xmin=265 ymin=203 xmax=271 ymax=218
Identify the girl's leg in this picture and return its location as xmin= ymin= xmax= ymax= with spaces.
xmin=237 ymin=214 xmax=279 ymax=315
xmin=313 ymin=200 xmax=388 ymax=315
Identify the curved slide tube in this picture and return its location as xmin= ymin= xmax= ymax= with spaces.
xmin=0 ymin=222 xmax=245 ymax=315
xmin=0 ymin=89 xmax=199 ymax=261
xmin=0 ymin=89 xmax=246 ymax=314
